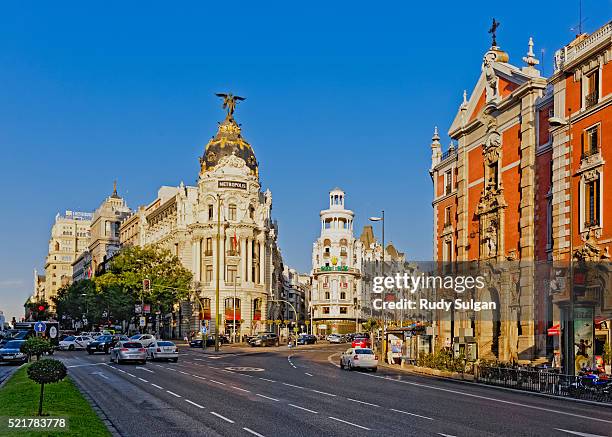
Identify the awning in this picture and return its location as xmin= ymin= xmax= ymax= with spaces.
xmin=547 ymin=324 xmax=560 ymax=336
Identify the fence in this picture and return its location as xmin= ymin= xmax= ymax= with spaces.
xmin=476 ymin=366 xmax=612 ymax=403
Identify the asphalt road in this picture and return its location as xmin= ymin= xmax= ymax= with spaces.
xmin=55 ymin=343 xmax=612 ymax=437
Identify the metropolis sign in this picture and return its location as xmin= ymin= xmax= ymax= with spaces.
xmin=218 ymin=181 xmax=247 ymax=190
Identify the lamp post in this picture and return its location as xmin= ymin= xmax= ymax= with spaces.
xmin=369 ymin=211 xmax=385 ymax=356
xmin=233 ymin=275 xmax=240 ymax=343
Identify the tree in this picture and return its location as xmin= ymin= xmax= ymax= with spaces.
xmin=53 ymin=280 xmax=95 ymax=329
xmin=27 ymin=359 xmax=67 ymax=416
xmin=24 ymin=298 xmax=50 ymax=321
xmin=21 ymin=337 xmax=54 ymax=361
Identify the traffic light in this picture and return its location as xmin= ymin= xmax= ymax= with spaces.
xmin=143 ymin=278 xmax=151 ymax=292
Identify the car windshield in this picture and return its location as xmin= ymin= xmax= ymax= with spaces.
xmin=355 ymin=349 xmax=374 ymax=354
xmin=122 ymin=342 xmax=142 ymax=348
xmin=158 ymin=342 xmax=174 ymax=346
xmin=97 ymin=336 xmax=112 ymax=342
xmin=4 ymin=340 xmax=24 ymax=349
xmin=63 ymin=336 xmax=75 ymax=341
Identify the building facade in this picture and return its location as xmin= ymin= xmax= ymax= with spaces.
xmin=281 ymin=266 xmax=309 ymax=325
xmin=430 ymin=22 xmax=612 ymax=369
xmin=44 ymin=211 xmax=92 ymax=307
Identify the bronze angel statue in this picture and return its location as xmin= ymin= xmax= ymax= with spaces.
xmin=216 ymin=92 xmax=245 ymax=117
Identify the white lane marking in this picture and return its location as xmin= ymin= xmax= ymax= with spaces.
xmin=256 ymin=394 xmax=280 ymax=402
xmin=243 ymin=427 xmax=265 ymax=437
xmin=193 ymin=375 xmax=207 ymax=380
xmin=155 ymin=364 xmax=164 ymax=368
xmin=178 ymin=370 xmax=189 ymax=375
xmin=210 ymin=411 xmax=234 ymax=423
xmin=91 ymin=372 xmax=109 ymax=380
xmin=165 ymin=367 xmax=177 ymax=372
xmin=185 ymin=399 xmax=204 ymax=409
xmin=288 ymin=404 xmax=318 ymax=414
xmin=210 ymin=379 xmax=226 ymax=386
xmin=391 ymin=408 xmax=434 ymax=420
xmin=151 ymin=383 xmax=164 ymax=390
xmin=259 ymin=377 xmax=276 ymax=383
xmin=311 ymin=389 xmax=336 ymax=397
xmin=362 ymin=373 xmax=612 ymax=424
xmin=232 ymin=386 xmax=251 ymax=393
xmin=219 ymin=369 xmax=235 ymax=374
xmin=194 ymin=358 xmax=205 ymax=361
xmin=327 ymin=352 xmax=341 ymax=368
xmin=136 ymin=366 xmax=154 ymax=373
xmin=437 ymin=434 xmax=456 ymax=437
xmin=347 ymin=398 xmax=380 ymax=407
xmin=138 ymin=377 xmax=149 ymax=383
xmin=282 ymin=382 xmax=304 ymax=389
xmin=328 ymin=416 xmax=370 ymax=430
xmin=166 ymin=390 xmax=182 ymax=398
xmin=555 ymin=430 xmax=607 ymax=437
xmin=67 ymin=363 xmax=107 ymax=368
xmin=287 ymin=355 xmax=297 ymax=369
xmin=304 ymin=373 xmax=313 ymax=377
xmin=126 ymin=373 xmax=136 ymax=378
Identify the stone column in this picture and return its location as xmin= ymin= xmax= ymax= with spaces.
xmin=240 ymin=235 xmax=247 ymax=282
xmin=192 ymin=240 xmax=198 ymax=280
xmin=247 ymin=238 xmax=253 ymax=283
xmin=259 ymin=239 xmax=265 ymax=285
xmin=197 ymin=238 xmax=202 ymax=282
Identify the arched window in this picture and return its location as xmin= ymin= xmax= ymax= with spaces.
xmin=200 ymin=298 xmax=211 ymax=320
xmin=225 ymin=297 xmax=241 ymax=321
xmin=228 ymin=204 xmax=237 ymax=221
xmin=253 ymin=298 xmax=262 ymax=321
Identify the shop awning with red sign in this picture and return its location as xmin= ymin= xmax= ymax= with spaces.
xmin=547 ymin=324 xmax=560 ymax=336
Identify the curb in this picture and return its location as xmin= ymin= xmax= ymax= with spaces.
xmin=70 ymin=375 xmax=124 ymax=437
xmin=0 ymin=364 xmax=22 ymax=389
xmin=378 ymin=363 xmax=612 ymax=409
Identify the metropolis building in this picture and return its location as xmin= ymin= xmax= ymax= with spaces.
xmin=119 ymin=95 xmax=282 ymax=337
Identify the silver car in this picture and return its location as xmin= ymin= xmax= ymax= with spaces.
xmin=147 ymin=340 xmax=178 ymax=362
xmin=110 ymin=341 xmax=147 ymax=364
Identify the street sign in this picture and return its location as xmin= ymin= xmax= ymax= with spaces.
xmin=201 ymin=325 xmax=207 ymax=335
xmin=34 ymin=322 xmax=46 ymax=333
xmin=139 ymin=317 xmax=146 ymax=327
xmin=293 ymin=327 xmax=299 ymax=333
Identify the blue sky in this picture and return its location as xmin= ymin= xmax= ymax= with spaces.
xmin=0 ymin=1 xmax=609 ymax=322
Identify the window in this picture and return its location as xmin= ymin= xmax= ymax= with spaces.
xmin=322 ymin=307 xmax=330 ymax=314
xmin=584 ymin=177 xmax=600 ymax=228
xmin=444 ymin=206 xmax=451 ymax=226
xmin=585 ymin=70 xmax=599 ymax=108
xmin=443 ymin=239 xmax=452 ymax=262
xmin=582 ymin=125 xmax=600 ymax=159
xmin=208 ymin=204 xmax=214 ymax=220
xmin=227 ymin=265 xmax=238 ymax=284
xmin=340 ymin=291 xmax=346 ymax=300
xmin=228 ymin=204 xmax=237 ymax=221
xmin=225 ymin=297 xmax=240 ymax=310
xmin=444 ymin=170 xmax=452 ymax=195
xmin=205 ymin=238 xmax=213 ymax=256
xmin=205 ymin=265 xmax=213 ymax=283
xmin=340 ymin=307 xmax=348 ymax=314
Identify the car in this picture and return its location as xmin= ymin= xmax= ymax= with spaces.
xmin=0 ymin=340 xmax=27 ymax=365
xmin=351 ymin=335 xmax=371 ymax=348
xmin=58 ymin=335 xmax=93 ymax=351
xmin=110 ymin=341 xmax=147 ymax=364
xmin=297 ymin=334 xmax=317 ymax=345
xmin=86 ymin=335 xmax=129 ymax=355
xmin=129 ymin=334 xmax=157 ymax=347
xmin=249 ymin=333 xmax=279 ymax=347
xmin=339 ymin=347 xmax=378 ymax=371
xmin=327 ymin=334 xmax=345 ymax=344
xmin=147 ymin=340 xmax=178 ymax=362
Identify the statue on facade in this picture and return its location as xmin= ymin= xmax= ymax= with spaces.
xmin=483 ymin=52 xmax=499 ymax=102
xmin=216 ymin=92 xmax=246 ymax=118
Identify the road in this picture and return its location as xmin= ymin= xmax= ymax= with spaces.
xmin=55 ymin=343 xmax=612 ymax=437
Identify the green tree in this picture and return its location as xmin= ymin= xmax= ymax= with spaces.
xmin=27 ymin=359 xmax=67 ymax=416
xmin=53 ymin=280 xmax=96 ymax=328
xmin=24 ymin=298 xmax=50 ymax=321
xmin=21 ymin=337 xmax=54 ymax=361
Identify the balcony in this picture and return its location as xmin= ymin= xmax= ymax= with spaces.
xmin=581 ymin=145 xmax=599 ymax=161
xmin=585 ymin=91 xmax=599 ymax=109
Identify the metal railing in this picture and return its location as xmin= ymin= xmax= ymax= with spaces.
xmin=585 ymin=91 xmax=599 ymax=109
xmin=476 ymin=367 xmax=612 ymax=403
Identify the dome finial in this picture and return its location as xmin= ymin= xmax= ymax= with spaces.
xmin=215 ymin=92 xmax=246 ymax=120
xmin=432 ymin=126 xmax=440 ymax=142
xmin=522 ymin=37 xmax=539 ymax=67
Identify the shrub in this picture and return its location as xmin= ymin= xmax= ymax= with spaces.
xmin=417 ymin=350 xmax=467 ymax=373
xmin=27 ymin=359 xmax=67 ymax=416
xmin=21 ymin=337 xmax=54 ymax=361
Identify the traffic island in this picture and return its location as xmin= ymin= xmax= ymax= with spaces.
xmin=0 ymin=365 xmax=110 ymax=436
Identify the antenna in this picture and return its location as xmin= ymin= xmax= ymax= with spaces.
xmin=570 ymin=0 xmax=588 ymax=36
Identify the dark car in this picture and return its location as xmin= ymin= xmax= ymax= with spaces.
xmin=189 ymin=335 xmax=229 ymax=348
xmin=297 ymin=334 xmax=317 ymax=345
xmin=250 ymin=333 xmax=279 ymax=347
xmin=0 ymin=340 xmax=27 ymax=364
xmin=87 ymin=335 xmax=129 ymax=355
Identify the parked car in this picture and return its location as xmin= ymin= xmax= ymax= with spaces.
xmin=129 ymin=334 xmax=157 ymax=347
xmin=339 ymin=347 xmax=378 ymax=372
xmin=327 ymin=334 xmax=345 ymax=344
xmin=58 ymin=335 xmax=93 ymax=351
xmin=147 ymin=340 xmax=178 ymax=362
xmin=87 ymin=335 xmax=129 ymax=355
xmin=0 ymin=340 xmax=27 ymax=365
xmin=249 ymin=333 xmax=279 ymax=347
xmin=351 ymin=335 xmax=371 ymax=348
xmin=110 ymin=341 xmax=147 ymax=364
xmin=297 ymin=334 xmax=317 ymax=345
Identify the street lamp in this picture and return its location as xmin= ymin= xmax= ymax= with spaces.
xmin=233 ymin=275 xmax=240 ymax=343
xmin=369 ymin=211 xmax=386 ymax=357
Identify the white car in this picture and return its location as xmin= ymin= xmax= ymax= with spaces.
xmin=129 ymin=334 xmax=156 ymax=347
xmin=147 ymin=340 xmax=178 ymax=362
xmin=340 ymin=347 xmax=378 ymax=372
xmin=59 ymin=335 xmax=93 ymax=351
xmin=327 ymin=334 xmax=344 ymax=344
